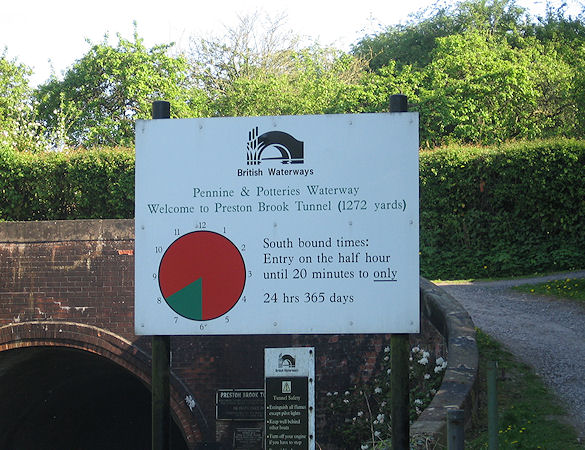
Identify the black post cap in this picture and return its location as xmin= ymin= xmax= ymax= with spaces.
xmin=389 ymin=94 xmax=408 ymax=113
xmin=152 ymin=101 xmax=171 ymax=119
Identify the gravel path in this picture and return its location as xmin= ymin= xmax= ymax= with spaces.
xmin=436 ymin=271 xmax=585 ymax=441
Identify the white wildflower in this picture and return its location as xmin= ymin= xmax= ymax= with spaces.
xmin=414 ymin=398 xmax=423 ymax=406
xmin=435 ymin=363 xmax=447 ymax=373
xmin=374 ymin=387 xmax=382 ymax=394
xmin=361 ymin=445 xmax=369 ymax=449
xmin=345 ymin=391 xmax=350 ymax=396
xmin=185 ymin=395 xmax=195 ymax=411
xmin=384 ymin=346 xmax=390 ymax=353
xmin=418 ymin=356 xmax=429 ymax=365
xmin=357 ymin=411 xmax=364 ymax=417
xmin=377 ymin=413 xmax=385 ymax=423
xmin=411 ymin=346 xmax=420 ymax=353
xmin=436 ymin=357 xmax=445 ymax=366
xmin=374 ymin=430 xmax=381 ymax=438
xmin=424 ymin=373 xmax=431 ymax=380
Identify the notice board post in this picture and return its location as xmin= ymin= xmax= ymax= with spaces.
xmin=390 ymin=93 xmax=411 ymax=450
xmin=151 ymin=100 xmax=171 ymax=450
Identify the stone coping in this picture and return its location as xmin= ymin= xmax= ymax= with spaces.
xmin=0 ymin=219 xmax=134 ymax=242
xmin=411 ymin=277 xmax=479 ymax=445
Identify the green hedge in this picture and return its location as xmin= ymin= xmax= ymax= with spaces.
xmin=0 ymin=147 xmax=134 ymax=220
xmin=420 ymin=139 xmax=585 ymax=279
xmin=2 ymin=140 xmax=584 ymax=279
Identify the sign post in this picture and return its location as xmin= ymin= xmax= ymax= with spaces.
xmin=389 ymin=94 xmax=411 ymax=450
xmin=150 ymin=101 xmax=171 ymax=450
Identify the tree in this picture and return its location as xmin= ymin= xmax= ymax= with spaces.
xmin=207 ymin=46 xmax=373 ymax=117
xmin=35 ymin=26 xmax=205 ymax=147
xmin=350 ymin=0 xmax=584 ymax=145
xmin=416 ymin=30 xmax=576 ymax=146
xmin=188 ymin=13 xmax=370 ymax=117
xmin=0 ymin=51 xmax=46 ymax=151
xmin=530 ymin=2 xmax=585 ymax=55
xmin=189 ymin=12 xmax=301 ymax=96
xmin=352 ymin=0 xmax=530 ymax=70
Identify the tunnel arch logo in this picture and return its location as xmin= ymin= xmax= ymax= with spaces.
xmin=246 ymin=127 xmax=304 ymax=165
xmin=278 ymin=353 xmax=296 ymax=369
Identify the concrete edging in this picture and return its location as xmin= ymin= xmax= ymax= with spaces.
xmin=411 ymin=277 xmax=479 ymax=444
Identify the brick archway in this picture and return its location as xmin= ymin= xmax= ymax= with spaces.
xmin=0 ymin=321 xmax=204 ymax=448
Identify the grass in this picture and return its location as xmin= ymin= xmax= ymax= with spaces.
xmin=434 ymin=270 xmax=585 ymax=285
xmin=513 ymin=277 xmax=585 ymax=302
xmin=465 ymin=329 xmax=584 ymax=449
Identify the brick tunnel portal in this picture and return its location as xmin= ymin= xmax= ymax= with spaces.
xmin=0 ymin=346 xmax=188 ymax=450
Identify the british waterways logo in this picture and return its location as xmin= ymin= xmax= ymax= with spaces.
xmin=278 ymin=353 xmax=296 ymax=369
xmin=246 ymin=127 xmax=304 ymax=165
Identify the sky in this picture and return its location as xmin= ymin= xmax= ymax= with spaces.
xmin=1 ymin=0 xmax=583 ymax=86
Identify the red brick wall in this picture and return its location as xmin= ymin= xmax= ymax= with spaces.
xmin=0 ymin=219 xmax=407 ymax=449
xmin=0 ymin=240 xmax=134 ymax=334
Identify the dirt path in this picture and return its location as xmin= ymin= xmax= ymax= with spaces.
xmin=436 ymin=271 xmax=585 ymax=441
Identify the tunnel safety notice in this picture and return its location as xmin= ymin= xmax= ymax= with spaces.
xmin=134 ymin=113 xmax=420 ymax=335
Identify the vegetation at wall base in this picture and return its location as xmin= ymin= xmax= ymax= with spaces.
xmin=466 ymin=329 xmax=584 ymax=449
xmin=322 ymin=345 xmax=446 ymax=449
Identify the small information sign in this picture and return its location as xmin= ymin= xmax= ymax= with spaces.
xmin=265 ymin=347 xmax=315 ymax=450
xmin=265 ymin=378 xmax=309 ymax=449
xmin=234 ymin=428 xmax=263 ymax=449
xmin=216 ymin=389 xmax=264 ymax=421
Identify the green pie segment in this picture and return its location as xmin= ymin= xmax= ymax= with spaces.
xmin=158 ymin=231 xmax=246 ymax=321
xmin=165 ymin=277 xmax=203 ymax=320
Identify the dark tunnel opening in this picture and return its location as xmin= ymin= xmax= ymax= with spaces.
xmin=0 ymin=346 xmax=189 ymax=450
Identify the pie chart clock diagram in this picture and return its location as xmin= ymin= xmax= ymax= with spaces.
xmin=158 ymin=231 xmax=246 ymax=321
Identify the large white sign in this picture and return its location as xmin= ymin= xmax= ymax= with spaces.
xmin=134 ymin=113 xmax=419 ymax=335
